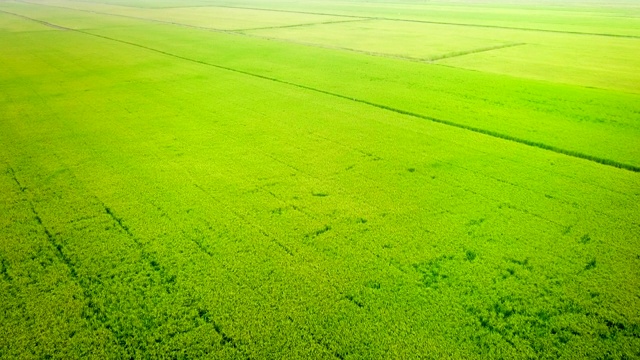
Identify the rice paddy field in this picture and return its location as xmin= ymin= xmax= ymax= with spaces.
xmin=1 ymin=0 xmax=639 ymax=358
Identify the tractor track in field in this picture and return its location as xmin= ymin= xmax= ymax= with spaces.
xmin=136 ymin=162 xmax=359 ymax=359
xmin=26 ymin=155 xmax=249 ymax=356
xmin=375 ymin=16 xmax=640 ymax=39
xmin=142 ymin=153 xmax=420 ymax=355
xmin=3 ymin=164 xmax=125 ymax=345
xmin=192 ymin=182 xmax=295 ymax=257
xmin=4 ymin=154 xmax=248 ymax=355
xmin=142 ymin=199 xmax=347 ymax=359
xmin=5 ymin=165 xmax=80 ymax=280
xmin=450 ymin=161 xmax=640 ymax=229
xmin=3 ymin=9 xmax=640 ymax=174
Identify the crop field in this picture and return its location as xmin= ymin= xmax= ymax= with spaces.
xmin=0 ymin=0 xmax=639 ymax=358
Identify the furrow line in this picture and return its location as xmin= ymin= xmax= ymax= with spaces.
xmin=79 ymin=1 xmax=366 ymax=19
xmin=435 ymin=171 xmax=567 ymax=228
xmin=233 ymin=32 xmax=445 ymax=64
xmin=3 ymin=9 xmax=637 ymax=173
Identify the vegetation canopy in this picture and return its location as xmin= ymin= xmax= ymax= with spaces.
xmin=0 ymin=0 xmax=639 ymax=358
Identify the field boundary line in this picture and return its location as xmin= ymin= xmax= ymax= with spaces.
xmin=2 ymin=10 xmax=639 ymax=173
xmin=235 ymin=18 xmax=371 ymax=32
xmin=377 ymin=16 xmax=640 ymax=39
xmin=427 ymin=42 xmax=526 ymax=62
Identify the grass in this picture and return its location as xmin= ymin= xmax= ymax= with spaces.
xmin=0 ymin=0 xmax=639 ymax=359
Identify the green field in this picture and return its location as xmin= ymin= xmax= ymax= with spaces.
xmin=1 ymin=0 xmax=639 ymax=358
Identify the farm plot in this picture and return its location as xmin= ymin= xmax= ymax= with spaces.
xmin=18 ymin=0 xmax=640 ymax=92
xmin=242 ymin=19 xmax=520 ymax=62
xmin=1 ymin=0 xmax=639 ymax=359
xmin=5 ymin=0 xmax=638 ymax=169
xmin=21 ymin=0 xmax=640 ymax=93
xmin=245 ymin=19 xmax=640 ymax=93
xmin=438 ymin=32 xmax=640 ymax=93
xmin=189 ymin=0 xmax=640 ymax=37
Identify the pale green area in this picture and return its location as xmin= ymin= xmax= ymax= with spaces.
xmin=22 ymin=0 xmax=640 ymax=92
xmin=0 ymin=11 xmax=53 ymax=32
xmin=246 ymin=19 xmax=516 ymax=61
xmin=22 ymin=0 xmax=348 ymax=30
xmin=247 ymin=20 xmax=640 ymax=93
xmin=1 ymin=0 xmax=639 ymax=359
xmin=439 ymin=35 xmax=640 ymax=94
xmin=190 ymin=0 xmax=640 ymax=36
